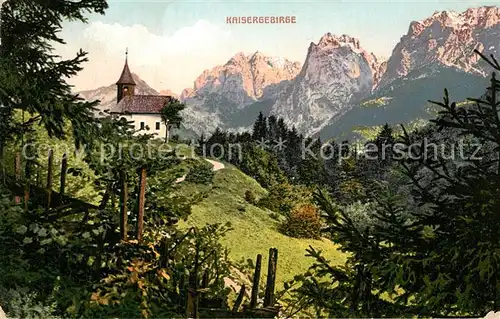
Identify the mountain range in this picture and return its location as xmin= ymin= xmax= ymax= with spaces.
xmin=80 ymin=6 xmax=500 ymax=140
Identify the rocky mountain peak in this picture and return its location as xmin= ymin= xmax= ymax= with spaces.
xmin=226 ymin=52 xmax=248 ymax=66
xmin=270 ymin=33 xmax=376 ymax=136
xmin=187 ymin=51 xmax=301 ymax=104
xmin=159 ymin=89 xmax=179 ymax=99
xmin=179 ymin=51 xmax=302 ymax=135
xmin=316 ymin=33 xmax=362 ymax=51
xmin=410 ymin=6 xmax=500 ymax=33
xmin=309 ymin=33 xmax=386 ymax=89
xmin=78 ymin=73 xmax=159 ymax=115
xmin=250 ymin=50 xmax=266 ymax=60
xmin=379 ymin=6 xmax=500 ymax=89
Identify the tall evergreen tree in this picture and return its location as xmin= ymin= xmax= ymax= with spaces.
xmin=252 ymin=112 xmax=267 ymax=141
xmin=267 ymin=114 xmax=278 ymax=142
xmin=289 ymin=53 xmax=500 ymax=317
xmin=286 ymin=126 xmax=302 ymax=172
xmin=0 ymin=0 xmax=108 ymax=150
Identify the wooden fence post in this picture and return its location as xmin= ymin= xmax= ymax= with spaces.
xmin=46 ymin=149 xmax=53 ymax=208
xmin=120 ymin=170 xmax=128 ymax=241
xmin=136 ymin=166 xmax=146 ymax=242
xmin=264 ymin=248 xmax=278 ymax=307
xmin=60 ymin=153 xmax=67 ymax=196
xmin=187 ymin=240 xmax=200 ymax=319
xmin=232 ymin=284 xmax=246 ymax=313
xmin=179 ymin=273 xmax=187 ymax=313
xmin=14 ymin=152 xmax=21 ymax=204
xmin=250 ymin=254 xmax=262 ymax=309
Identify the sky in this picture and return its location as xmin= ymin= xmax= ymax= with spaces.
xmin=56 ymin=0 xmax=500 ymax=94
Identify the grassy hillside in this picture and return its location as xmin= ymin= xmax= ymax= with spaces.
xmin=175 ymin=163 xmax=346 ymax=288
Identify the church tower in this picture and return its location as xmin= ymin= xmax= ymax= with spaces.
xmin=116 ymin=49 xmax=136 ymax=103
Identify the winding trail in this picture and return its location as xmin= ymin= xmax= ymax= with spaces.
xmin=205 ymin=159 xmax=225 ymax=171
xmin=175 ymin=158 xmax=225 ymax=184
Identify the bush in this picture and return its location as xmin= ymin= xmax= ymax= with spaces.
xmin=185 ymin=162 xmax=214 ymax=184
xmin=280 ymin=204 xmax=322 ymax=239
xmin=0 ymin=287 xmax=61 ymax=319
xmin=339 ymin=179 xmax=366 ymax=202
xmin=258 ymin=182 xmax=312 ymax=215
xmin=244 ymin=190 xmax=256 ymax=204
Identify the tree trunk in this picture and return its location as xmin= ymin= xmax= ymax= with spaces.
xmin=0 ymin=140 xmax=5 ymax=185
xmin=165 ymin=121 xmax=170 ymax=143
xmin=46 ymin=149 xmax=54 ymax=208
xmin=120 ymin=170 xmax=128 ymax=241
xmin=60 ymin=153 xmax=68 ymax=196
xmin=136 ymin=167 xmax=147 ymax=242
xmin=24 ymin=153 xmax=31 ymax=211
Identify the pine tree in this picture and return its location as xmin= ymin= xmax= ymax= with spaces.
xmin=267 ymin=114 xmax=278 ymax=143
xmin=389 ymin=56 xmax=500 ymax=315
xmin=252 ymin=112 xmax=267 ymax=141
xmin=286 ymin=126 xmax=302 ymax=174
xmin=295 ymin=53 xmax=500 ymax=317
xmin=277 ymin=117 xmax=288 ymax=140
xmin=298 ymin=137 xmax=326 ymax=186
xmin=362 ymin=123 xmax=396 ymax=182
xmin=0 ymin=0 xmax=108 ymax=150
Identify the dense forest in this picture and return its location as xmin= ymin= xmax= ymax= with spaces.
xmin=1 ymin=0 xmax=500 ymax=318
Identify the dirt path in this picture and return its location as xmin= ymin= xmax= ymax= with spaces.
xmin=175 ymin=158 xmax=225 ymax=184
xmin=0 ymin=305 xmax=6 ymax=319
xmin=205 ymin=158 xmax=225 ymax=171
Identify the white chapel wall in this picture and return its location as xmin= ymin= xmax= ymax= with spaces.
xmin=119 ymin=114 xmax=167 ymax=140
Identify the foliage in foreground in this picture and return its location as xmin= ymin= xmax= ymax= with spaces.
xmin=281 ymin=54 xmax=500 ymax=317
xmin=0 ymin=182 xmax=232 ymax=318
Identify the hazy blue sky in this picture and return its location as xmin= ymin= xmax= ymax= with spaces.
xmin=57 ymin=0 xmax=500 ymax=93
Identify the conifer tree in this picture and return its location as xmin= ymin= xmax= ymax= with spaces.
xmin=390 ymin=53 xmax=500 ymax=315
xmin=267 ymin=114 xmax=278 ymax=142
xmin=289 ymin=53 xmax=500 ymax=318
xmin=0 ymin=0 xmax=108 ymax=150
xmin=252 ymin=112 xmax=267 ymax=141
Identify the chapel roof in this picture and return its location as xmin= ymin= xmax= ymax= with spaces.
xmin=110 ymin=95 xmax=172 ymax=114
xmin=116 ymin=53 xmax=136 ymax=85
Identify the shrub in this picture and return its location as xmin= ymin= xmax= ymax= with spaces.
xmin=244 ymin=190 xmax=256 ymax=204
xmin=185 ymin=162 xmax=214 ymax=184
xmin=0 ymin=287 xmax=62 ymax=319
xmin=280 ymin=204 xmax=322 ymax=239
xmin=339 ymin=179 xmax=366 ymax=202
xmin=258 ymin=182 xmax=312 ymax=215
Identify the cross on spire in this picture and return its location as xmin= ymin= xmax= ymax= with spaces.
xmin=126 ymin=47 xmax=128 ymax=60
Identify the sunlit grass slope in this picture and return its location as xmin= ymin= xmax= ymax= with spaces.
xmin=175 ymin=164 xmax=346 ymax=287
